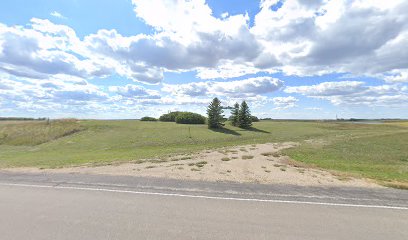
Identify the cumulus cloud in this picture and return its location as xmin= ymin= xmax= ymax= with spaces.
xmin=162 ymin=77 xmax=283 ymax=97
xmin=285 ymin=81 xmax=366 ymax=96
xmin=108 ymin=84 xmax=160 ymax=99
xmin=2 ymin=0 xmax=408 ymax=83
xmin=285 ymin=81 xmax=408 ymax=107
xmin=251 ymin=0 xmax=408 ymax=79
xmin=272 ymin=96 xmax=298 ymax=109
xmin=0 ymin=19 xmax=113 ymax=80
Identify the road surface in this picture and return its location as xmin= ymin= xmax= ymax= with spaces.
xmin=0 ymin=171 xmax=407 ymax=240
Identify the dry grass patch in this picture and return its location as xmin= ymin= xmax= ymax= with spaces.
xmin=261 ymin=152 xmax=281 ymax=157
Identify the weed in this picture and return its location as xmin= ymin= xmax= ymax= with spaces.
xmin=242 ymin=155 xmax=254 ymax=160
xmin=196 ymin=161 xmax=207 ymax=167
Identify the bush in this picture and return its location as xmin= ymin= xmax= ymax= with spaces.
xmin=251 ymin=116 xmax=260 ymax=122
xmin=140 ymin=116 xmax=157 ymax=121
xmin=175 ymin=112 xmax=206 ymax=124
xmin=159 ymin=111 xmax=181 ymax=122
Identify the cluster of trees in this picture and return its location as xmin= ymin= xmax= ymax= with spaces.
xmin=140 ymin=116 xmax=157 ymax=121
xmin=141 ymin=98 xmax=256 ymax=128
xmin=142 ymin=111 xmax=206 ymax=124
xmin=174 ymin=112 xmax=206 ymax=124
xmin=207 ymin=98 xmax=254 ymax=129
xmin=158 ymin=111 xmax=181 ymax=122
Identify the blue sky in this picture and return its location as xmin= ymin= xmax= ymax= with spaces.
xmin=0 ymin=0 xmax=407 ymax=119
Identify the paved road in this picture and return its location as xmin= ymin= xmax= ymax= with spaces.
xmin=0 ymin=171 xmax=407 ymax=240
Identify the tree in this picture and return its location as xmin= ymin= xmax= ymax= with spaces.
xmin=230 ymin=102 xmax=240 ymax=126
xmin=251 ymin=116 xmax=260 ymax=122
xmin=207 ymin=98 xmax=224 ymax=129
xmin=238 ymin=101 xmax=252 ymax=129
xmin=159 ymin=111 xmax=181 ymax=122
xmin=175 ymin=112 xmax=206 ymax=124
xmin=140 ymin=116 xmax=157 ymax=121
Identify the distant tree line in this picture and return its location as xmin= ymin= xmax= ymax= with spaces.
xmin=0 ymin=117 xmax=48 ymax=121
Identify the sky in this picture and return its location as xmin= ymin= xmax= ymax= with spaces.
xmin=0 ymin=0 xmax=407 ymax=119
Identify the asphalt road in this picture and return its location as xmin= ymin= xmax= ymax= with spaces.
xmin=0 ymin=171 xmax=407 ymax=240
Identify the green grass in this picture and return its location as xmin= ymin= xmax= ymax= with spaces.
xmin=0 ymin=119 xmax=407 ymax=186
xmin=282 ymin=131 xmax=408 ymax=186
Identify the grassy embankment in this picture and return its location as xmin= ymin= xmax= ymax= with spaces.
xmin=0 ymin=119 xmax=407 ymax=187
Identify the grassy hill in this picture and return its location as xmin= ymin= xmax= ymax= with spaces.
xmin=0 ymin=119 xmax=407 ymax=186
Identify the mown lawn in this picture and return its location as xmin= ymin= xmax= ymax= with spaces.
xmin=0 ymin=119 xmax=407 ymax=186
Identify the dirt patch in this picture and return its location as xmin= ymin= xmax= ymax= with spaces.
xmin=5 ymin=142 xmax=380 ymax=188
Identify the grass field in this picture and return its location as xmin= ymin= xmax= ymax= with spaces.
xmin=0 ymin=119 xmax=407 ymax=187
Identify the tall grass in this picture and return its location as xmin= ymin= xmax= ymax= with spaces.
xmin=0 ymin=119 xmax=84 ymax=146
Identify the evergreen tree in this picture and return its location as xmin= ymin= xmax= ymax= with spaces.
xmin=207 ymin=98 xmax=224 ymax=129
xmin=238 ymin=101 xmax=252 ymax=129
xmin=230 ymin=102 xmax=240 ymax=126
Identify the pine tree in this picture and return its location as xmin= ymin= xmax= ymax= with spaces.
xmin=207 ymin=98 xmax=224 ymax=129
xmin=238 ymin=101 xmax=252 ymax=129
xmin=230 ymin=102 xmax=240 ymax=126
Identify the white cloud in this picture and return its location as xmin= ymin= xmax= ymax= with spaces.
xmin=251 ymin=0 xmax=408 ymax=79
xmin=108 ymin=84 xmax=160 ymax=99
xmin=285 ymin=81 xmax=366 ymax=96
xmin=272 ymin=96 xmax=298 ymax=109
xmin=162 ymin=76 xmax=283 ymax=97
xmin=50 ymin=11 xmax=66 ymax=19
xmin=2 ymin=0 xmax=408 ymax=83
xmin=285 ymin=81 xmax=408 ymax=107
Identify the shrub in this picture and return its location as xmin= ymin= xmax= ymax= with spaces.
xmin=251 ymin=116 xmax=260 ymax=122
xmin=140 ymin=116 xmax=157 ymax=121
xmin=159 ymin=112 xmax=181 ymax=122
xmin=175 ymin=112 xmax=206 ymax=124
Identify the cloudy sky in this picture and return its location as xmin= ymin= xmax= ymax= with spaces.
xmin=0 ymin=0 xmax=407 ymax=119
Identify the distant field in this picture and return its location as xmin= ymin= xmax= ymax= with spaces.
xmin=0 ymin=119 xmax=407 ymax=187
